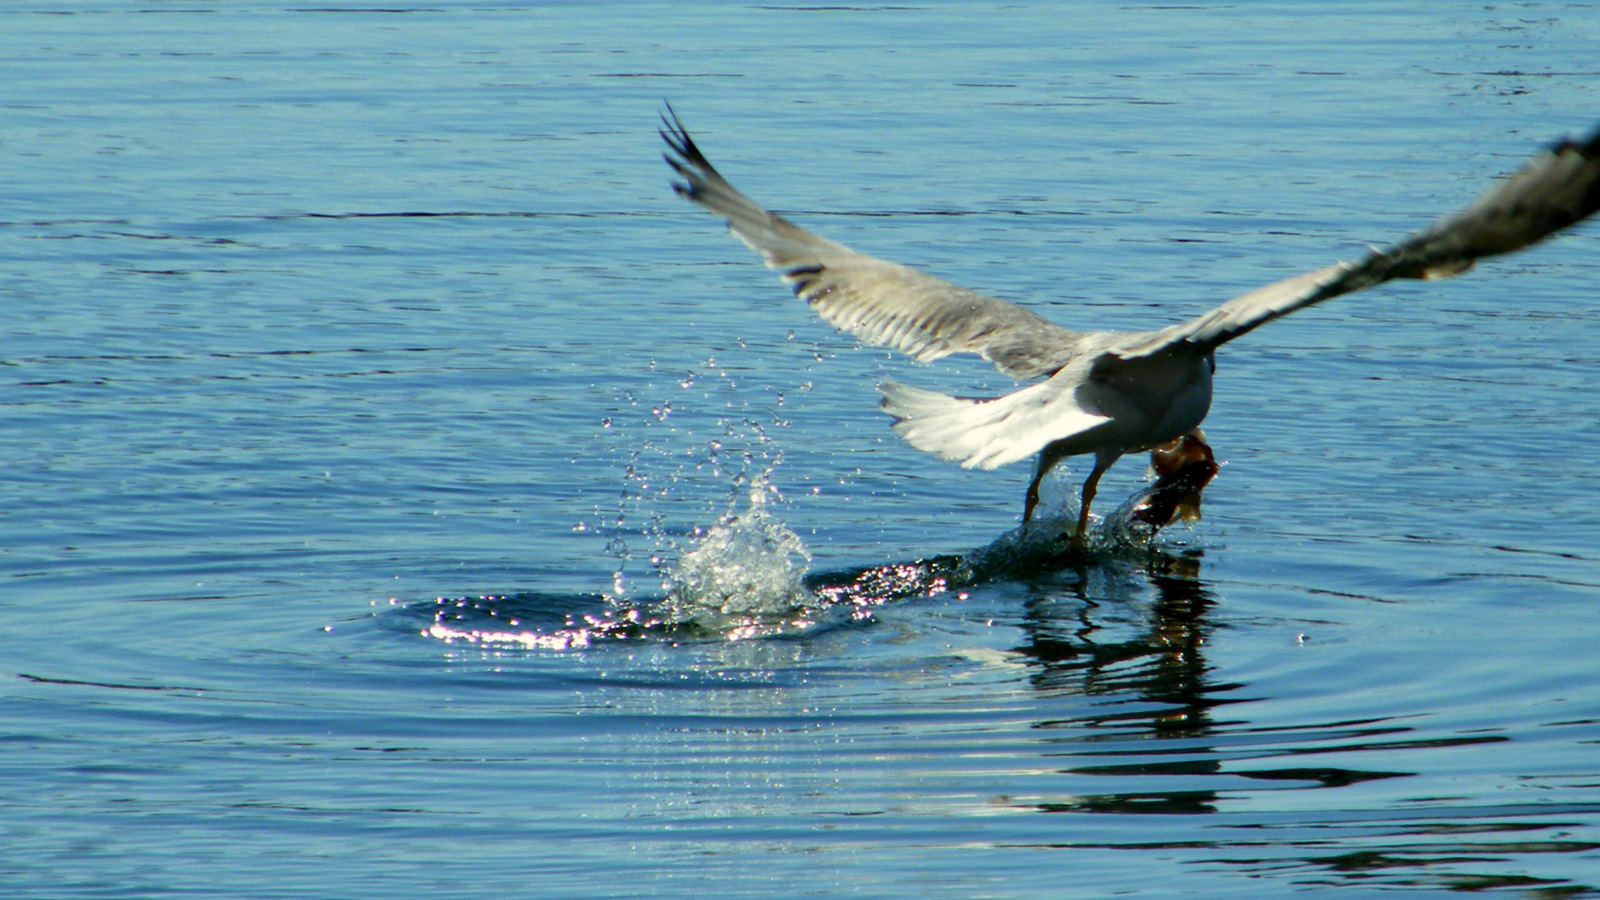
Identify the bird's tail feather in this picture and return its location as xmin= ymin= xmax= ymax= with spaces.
xmin=877 ymin=379 xmax=1103 ymax=471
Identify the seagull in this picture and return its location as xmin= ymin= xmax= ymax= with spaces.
xmin=661 ymin=106 xmax=1600 ymax=544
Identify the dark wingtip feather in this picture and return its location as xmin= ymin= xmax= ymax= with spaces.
xmin=1545 ymin=120 xmax=1600 ymax=164
xmin=658 ymin=101 xmax=727 ymax=206
xmin=1572 ymin=120 xmax=1600 ymax=155
xmin=657 ymin=127 xmax=683 ymax=157
xmin=1554 ymin=120 xmax=1600 ymax=222
xmin=658 ymin=101 xmax=714 ymax=171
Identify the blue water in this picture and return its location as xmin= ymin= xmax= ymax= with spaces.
xmin=4 ymin=2 xmax=1600 ymax=897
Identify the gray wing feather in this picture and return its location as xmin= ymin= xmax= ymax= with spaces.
xmin=661 ymin=107 xmax=1081 ymax=381
xmin=1118 ymin=122 xmax=1600 ymax=359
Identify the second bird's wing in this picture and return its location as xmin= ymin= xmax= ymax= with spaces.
xmin=661 ymin=107 xmax=1083 ymax=382
xmin=1115 ymin=122 xmax=1600 ymax=360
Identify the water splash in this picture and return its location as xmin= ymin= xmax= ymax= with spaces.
xmin=410 ymin=348 xmax=1209 ymax=650
xmin=658 ymin=472 xmax=812 ymax=626
xmin=410 ymin=474 xmax=826 ymax=647
xmin=407 ymin=449 xmax=1215 ymax=650
xmin=406 ymin=475 xmax=1204 ymax=651
xmin=409 ymin=460 xmax=979 ymax=648
xmin=578 ymin=350 xmax=798 ymax=602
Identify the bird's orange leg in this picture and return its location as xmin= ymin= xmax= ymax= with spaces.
xmin=1023 ymin=445 xmax=1068 ymax=525
xmin=1071 ymin=453 xmax=1116 ymax=549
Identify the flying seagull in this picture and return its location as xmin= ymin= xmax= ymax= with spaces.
xmin=661 ymin=107 xmax=1600 ymax=544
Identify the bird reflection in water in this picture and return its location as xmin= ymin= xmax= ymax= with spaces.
xmin=806 ymin=514 xmax=1237 ymax=819
xmin=1012 ymin=550 xmax=1232 ymax=816
xmin=1018 ymin=551 xmax=1219 ymax=729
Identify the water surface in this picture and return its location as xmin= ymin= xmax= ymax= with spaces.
xmin=3 ymin=2 xmax=1600 ymax=897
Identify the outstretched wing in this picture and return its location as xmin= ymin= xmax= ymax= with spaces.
xmin=1116 ymin=123 xmax=1600 ymax=359
xmin=660 ymin=105 xmax=1082 ymax=381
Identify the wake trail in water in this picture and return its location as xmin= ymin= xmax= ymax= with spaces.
xmin=404 ymin=467 xmax=1203 ymax=649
